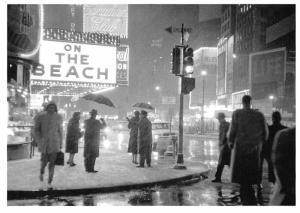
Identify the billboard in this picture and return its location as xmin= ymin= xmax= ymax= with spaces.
xmin=33 ymin=40 xmax=116 ymax=84
xmin=83 ymin=5 xmax=128 ymax=38
xmin=250 ymin=48 xmax=286 ymax=100
xmin=116 ymin=44 xmax=129 ymax=85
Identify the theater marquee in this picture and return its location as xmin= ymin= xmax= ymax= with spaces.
xmin=33 ymin=40 xmax=117 ymax=84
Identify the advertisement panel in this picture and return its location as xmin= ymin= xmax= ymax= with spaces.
xmin=116 ymin=44 xmax=129 ymax=85
xmin=250 ymin=48 xmax=286 ymax=100
xmin=83 ymin=5 xmax=128 ymax=38
xmin=33 ymin=40 xmax=116 ymax=84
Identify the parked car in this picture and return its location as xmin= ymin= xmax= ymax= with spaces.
xmin=152 ymin=122 xmax=178 ymax=154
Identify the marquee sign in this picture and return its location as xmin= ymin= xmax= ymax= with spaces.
xmin=116 ymin=44 xmax=129 ymax=85
xmin=32 ymin=40 xmax=117 ymax=84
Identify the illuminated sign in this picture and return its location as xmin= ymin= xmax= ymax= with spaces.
xmin=116 ymin=44 xmax=129 ymax=85
xmin=83 ymin=5 xmax=128 ymax=38
xmin=33 ymin=40 xmax=116 ymax=84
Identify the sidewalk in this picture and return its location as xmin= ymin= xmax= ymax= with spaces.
xmin=7 ymin=148 xmax=210 ymax=199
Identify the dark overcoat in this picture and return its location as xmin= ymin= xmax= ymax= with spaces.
xmin=218 ymin=120 xmax=231 ymax=166
xmin=138 ymin=117 xmax=152 ymax=155
xmin=65 ymin=117 xmax=82 ymax=154
xmin=83 ymin=118 xmax=106 ymax=158
xmin=228 ymin=108 xmax=267 ymax=184
xmin=128 ymin=116 xmax=139 ymax=154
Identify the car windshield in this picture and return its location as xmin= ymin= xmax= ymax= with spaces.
xmin=152 ymin=123 xmax=169 ymax=130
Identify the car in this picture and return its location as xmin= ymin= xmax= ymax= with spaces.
xmin=151 ymin=122 xmax=178 ymax=155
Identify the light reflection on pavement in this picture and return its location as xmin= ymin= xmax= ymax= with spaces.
xmin=8 ymin=131 xmax=272 ymax=206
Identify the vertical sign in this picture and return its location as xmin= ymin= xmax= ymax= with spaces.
xmin=116 ymin=44 xmax=129 ymax=86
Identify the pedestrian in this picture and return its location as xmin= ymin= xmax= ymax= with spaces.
xmin=137 ymin=110 xmax=152 ymax=168
xmin=127 ymin=111 xmax=140 ymax=164
xmin=269 ymin=127 xmax=295 ymax=205
xmin=34 ymin=101 xmax=63 ymax=189
xmin=83 ymin=109 xmax=106 ymax=173
xmin=228 ymin=95 xmax=268 ymax=205
xmin=262 ymin=111 xmax=287 ymax=184
xmin=212 ymin=112 xmax=230 ymax=183
xmin=65 ymin=112 xmax=83 ymax=166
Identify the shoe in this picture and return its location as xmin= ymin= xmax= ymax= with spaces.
xmin=47 ymin=183 xmax=53 ymax=190
xmin=136 ymin=165 xmax=144 ymax=168
xmin=70 ymin=163 xmax=76 ymax=167
xmin=39 ymin=174 xmax=44 ymax=182
xmin=134 ymin=161 xmax=138 ymax=164
xmin=211 ymin=179 xmax=221 ymax=183
xmin=90 ymin=170 xmax=98 ymax=173
xmin=147 ymin=164 xmax=151 ymax=167
xmin=67 ymin=161 xmax=70 ymax=164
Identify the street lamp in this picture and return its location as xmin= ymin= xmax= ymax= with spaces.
xmin=201 ymin=70 xmax=207 ymax=135
xmin=269 ymin=95 xmax=275 ymax=110
xmin=155 ymin=86 xmax=161 ymax=91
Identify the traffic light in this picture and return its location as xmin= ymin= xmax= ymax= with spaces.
xmin=182 ymin=76 xmax=195 ymax=94
xmin=171 ymin=46 xmax=181 ymax=75
xmin=183 ymin=45 xmax=194 ymax=74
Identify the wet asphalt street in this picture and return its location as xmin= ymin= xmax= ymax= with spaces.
xmin=8 ymin=131 xmax=273 ymax=206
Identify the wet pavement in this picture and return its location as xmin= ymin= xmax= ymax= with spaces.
xmin=7 ymin=131 xmax=274 ymax=206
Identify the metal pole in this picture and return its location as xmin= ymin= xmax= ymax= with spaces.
xmin=174 ymin=23 xmax=186 ymax=169
xmin=201 ymin=77 xmax=205 ymax=134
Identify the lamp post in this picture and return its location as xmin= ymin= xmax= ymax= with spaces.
xmin=201 ymin=70 xmax=207 ymax=135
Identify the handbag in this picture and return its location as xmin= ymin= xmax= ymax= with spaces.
xmin=55 ymin=151 xmax=65 ymax=166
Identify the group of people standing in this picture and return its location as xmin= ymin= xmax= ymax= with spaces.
xmin=212 ymin=95 xmax=295 ymax=205
xmin=33 ymin=101 xmax=106 ymax=189
xmin=127 ymin=110 xmax=153 ymax=168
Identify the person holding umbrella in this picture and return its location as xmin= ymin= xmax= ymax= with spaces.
xmin=137 ymin=110 xmax=153 ymax=168
xmin=83 ymin=109 xmax=106 ymax=173
xmin=127 ymin=111 xmax=140 ymax=164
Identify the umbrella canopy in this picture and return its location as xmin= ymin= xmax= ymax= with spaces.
xmin=132 ymin=102 xmax=155 ymax=111
xmin=82 ymin=93 xmax=115 ymax=108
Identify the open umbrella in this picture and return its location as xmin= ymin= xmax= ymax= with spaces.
xmin=132 ymin=102 xmax=155 ymax=111
xmin=82 ymin=93 xmax=115 ymax=108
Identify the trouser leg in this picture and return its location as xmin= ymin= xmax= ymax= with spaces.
xmin=146 ymin=149 xmax=151 ymax=166
xmin=84 ymin=157 xmax=89 ymax=171
xmin=40 ymin=154 xmax=48 ymax=175
xmin=48 ymin=153 xmax=57 ymax=184
xmin=90 ymin=157 xmax=96 ymax=171
xmin=215 ymin=163 xmax=225 ymax=180
xmin=139 ymin=154 xmax=145 ymax=166
xmin=240 ymin=183 xmax=257 ymax=206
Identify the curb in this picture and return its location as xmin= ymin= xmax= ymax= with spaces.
xmin=7 ymin=169 xmax=211 ymax=200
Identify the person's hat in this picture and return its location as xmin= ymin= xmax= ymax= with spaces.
xmin=90 ymin=109 xmax=97 ymax=115
xmin=46 ymin=101 xmax=58 ymax=112
xmin=141 ymin=110 xmax=148 ymax=116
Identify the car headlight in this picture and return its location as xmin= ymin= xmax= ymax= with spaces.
xmin=154 ymin=135 xmax=159 ymax=140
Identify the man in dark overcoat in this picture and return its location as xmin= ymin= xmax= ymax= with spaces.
xmin=263 ymin=111 xmax=287 ymax=183
xmin=84 ymin=109 xmax=106 ymax=173
xmin=212 ymin=112 xmax=230 ymax=182
xmin=228 ymin=95 xmax=268 ymax=205
xmin=137 ymin=110 xmax=152 ymax=168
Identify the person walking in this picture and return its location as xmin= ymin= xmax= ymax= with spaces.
xmin=212 ymin=112 xmax=230 ymax=183
xmin=137 ymin=110 xmax=152 ymax=168
xmin=83 ymin=109 xmax=106 ymax=173
xmin=263 ymin=111 xmax=287 ymax=184
xmin=127 ymin=111 xmax=140 ymax=164
xmin=228 ymin=95 xmax=268 ymax=205
xmin=65 ymin=112 xmax=83 ymax=167
xmin=269 ymin=127 xmax=295 ymax=205
xmin=34 ymin=101 xmax=63 ymax=189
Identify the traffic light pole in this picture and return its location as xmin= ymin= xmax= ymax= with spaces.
xmin=174 ymin=24 xmax=186 ymax=170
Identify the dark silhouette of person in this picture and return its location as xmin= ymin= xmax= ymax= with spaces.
xmin=269 ymin=127 xmax=295 ymax=205
xmin=127 ymin=111 xmax=140 ymax=164
xmin=263 ymin=111 xmax=287 ymax=183
xmin=212 ymin=112 xmax=230 ymax=182
xmin=228 ymin=95 xmax=268 ymax=205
